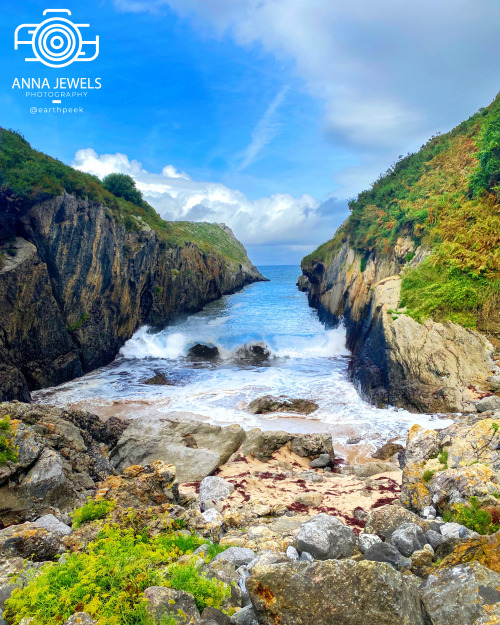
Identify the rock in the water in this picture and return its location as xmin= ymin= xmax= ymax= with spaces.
xmin=230 ymin=605 xmax=258 ymax=625
xmin=390 ymin=523 xmax=427 ymax=557
xmin=34 ymin=514 xmax=72 ymax=537
xmin=143 ymin=373 xmax=172 ymax=385
xmin=234 ymin=343 xmax=271 ymax=365
xmin=213 ymin=547 xmax=256 ymax=568
xmin=309 ymin=454 xmax=333 ymax=469
xmin=363 ymin=542 xmax=412 ymax=571
xmin=295 ymin=514 xmax=356 ymax=560
xmin=0 ymin=522 xmax=65 ymax=561
xmin=421 ymin=562 xmax=500 ymax=625
xmin=187 ymin=344 xmax=220 ymax=361
xmin=358 ymin=533 xmax=382 ymax=554
xmin=64 ymin=614 xmax=96 ymax=625
xmin=199 ymin=476 xmax=235 ymax=510
xmin=247 ymin=559 xmax=427 ymax=625
xmin=144 ymin=586 xmax=200 ymax=623
xmin=477 ymin=396 xmax=500 ymax=413
xmin=248 ymin=396 xmax=318 ymax=416
xmin=372 ymin=441 xmax=404 ymax=460
xmin=364 ymin=504 xmax=426 ymax=540
xmin=95 ymin=461 xmax=179 ymax=508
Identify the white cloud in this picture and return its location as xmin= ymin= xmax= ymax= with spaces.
xmin=238 ymin=85 xmax=289 ymax=171
xmin=72 ymin=149 xmax=331 ymax=248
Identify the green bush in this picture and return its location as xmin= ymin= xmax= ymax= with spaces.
xmin=438 ymin=449 xmax=449 ymax=468
xmin=443 ymin=497 xmax=499 ymax=535
xmin=102 ymin=173 xmax=143 ymax=205
xmin=0 ymin=416 xmax=18 ymax=465
xmin=4 ymin=523 xmax=230 ymax=625
xmin=71 ymin=499 xmax=116 ymax=528
xmin=422 ymin=470 xmax=435 ymax=483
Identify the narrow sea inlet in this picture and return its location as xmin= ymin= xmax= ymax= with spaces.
xmin=33 ymin=265 xmax=451 ymax=461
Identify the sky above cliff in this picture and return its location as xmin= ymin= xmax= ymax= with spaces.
xmin=2 ymin=1 xmax=500 ymax=264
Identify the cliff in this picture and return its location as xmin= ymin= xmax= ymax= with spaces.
xmin=0 ymin=130 xmax=264 ymax=402
xmin=300 ymin=94 xmax=500 ymax=413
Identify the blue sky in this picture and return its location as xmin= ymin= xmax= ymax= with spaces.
xmin=2 ymin=0 xmax=500 ymax=264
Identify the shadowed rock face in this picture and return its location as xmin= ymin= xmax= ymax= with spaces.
xmin=299 ymin=240 xmax=494 ymax=413
xmin=0 ymin=194 xmax=264 ymax=401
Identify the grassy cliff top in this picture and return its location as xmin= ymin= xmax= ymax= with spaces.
xmin=0 ymin=129 xmax=249 ymax=265
xmin=303 ymin=94 xmax=500 ymax=332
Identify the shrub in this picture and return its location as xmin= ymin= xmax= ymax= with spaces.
xmin=443 ymin=497 xmax=500 ymax=535
xmin=71 ymin=499 xmax=116 ymax=528
xmin=438 ymin=449 xmax=449 ymax=468
xmin=102 ymin=173 xmax=143 ymax=205
xmin=0 ymin=416 xmax=18 ymax=465
xmin=422 ymin=470 xmax=435 ymax=483
xmin=4 ymin=523 xmax=230 ymax=625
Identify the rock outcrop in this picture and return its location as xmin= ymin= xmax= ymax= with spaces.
xmin=299 ymin=240 xmax=495 ymax=412
xmin=0 ymin=193 xmax=264 ymax=402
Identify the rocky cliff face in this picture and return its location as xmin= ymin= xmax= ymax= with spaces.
xmin=299 ymin=239 xmax=495 ymax=413
xmin=0 ymin=193 xmax=264 ymax=402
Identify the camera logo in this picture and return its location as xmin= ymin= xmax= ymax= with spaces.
xmin=15 ymin=9 xmax=99 ymax=68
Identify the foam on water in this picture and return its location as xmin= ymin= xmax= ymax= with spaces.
xmin=33 ymin=265 xmax=452 ymax=457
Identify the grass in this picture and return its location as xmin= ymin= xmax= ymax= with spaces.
xmin=0 ymin=416 xmax=17 ymax=465
xmin=302 ymin=93 xmax=500 ymax=332
xmin=422 ymin=469 xmax=435 ymax=483
xmin=4 ymin=521 xmax=230 ymax=625
xmin=68 ymin=313 xmax=90 ymax=332
xmin=492 ymin=422 xmax=500 ymax=433
xmin=438 ymin=449 xmax=449 ymax=468
xmin=442 ymin=496 xmax=500 ymax=535
xmin=0 ymin=128 xmax=250 ymax=266
xmin=71 ymin=499 xmax=116 ymax=529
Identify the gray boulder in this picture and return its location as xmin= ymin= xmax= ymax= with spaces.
xmin=358 ymin=533 xmax=382 ymax=554
xmin=239 ymin=429 xmax=333 ymax=462
xmin=299 ymin=551 xmax=314 ymax=562
xmin=477 ymin=396 xmax=500 ymax=413
xmin=296 ymin=514 xmax=356 ymax=560
xmin=390 ymin=523 xmax=427 ymax=557
xmin=199 ymin=476 xmax=234 ymax=510
xmin=34 ymin=514 xmax=72 ymax=537
xmin=64 ymin=614 xmax=96 ymax=625
xmin=248 ymin=396 xmax=318 ymax=416
xmin=421 ymin=562 xmax=500 ymax=625
xmin=247 ymin=559 xmax=427 ymax=625
xmin=144 ymin=586 xmax=200 ymax=623
xmin=213 ymin=547 xmax=256 ymax=568
xmin=201 ymin=607 xmax=231 ymax=625
xmin=286 ymin=546 xmax=299 ymax=561
xmin=230 ymin=605 xmax=258 ymax=625
xmin=425 ymin=529 xmax=446 ymax=551
xmin=364 ymin=504 xmax=426 ymax=540
xmin=309 ymin=454 xmax=333 ymax=469
xmin=440 ymin=522 xmax=471 ymax=540
xmin=364 ymin=542 xmax=412 ymax=571
xmin=0 ymin=522 xmax=65 ymax=561
xmin=421 ymin=505 xmax=437 ymax=520
xmin=111 ymin=416 xmax=245 ymax=482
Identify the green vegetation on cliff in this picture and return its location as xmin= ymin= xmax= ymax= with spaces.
xmin=304 ymin=94 xmax=500 ymax=331
xmin=0 ymin=129 xmax=248 ymax=265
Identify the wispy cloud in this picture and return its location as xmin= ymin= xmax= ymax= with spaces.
xmin=238 ymin=85 xmax=289 ymax=171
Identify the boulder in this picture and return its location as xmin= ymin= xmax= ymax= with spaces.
xmin=199 ymin=476 xmax=234 ymax=510
xmin=421 ymin=505 xmax=437 ymax=520
xmin=0 ymin=522 xmax=65 ymax=561
xmin=143 ymin=373 xmax=172 ymax=385
xmin=364 ymin=504 xmax=427 ymax=540
xmin=144 ymin=586 xmax=200 ymax=623
xmin=425 ymin=529 xmax=446 ymax=551
xmin=286 ymin=546 xmax=299 ymax=561
xmin=295 ymin=514 xmax=356 ymax=560
xmin=239 ymin=429 xmax=333 ymax=462
xmin=187 ymin=344 xmax=220 ymax=361
xmin=64 ymin=614 xmax=96 ymax=625
xmin=309 ymin=454 xmax=333 ymax=469
xmin=440 ymin=522 xmax=472 ymax=540
xmin=202 ymin=607 xmax=231 ymax=625
xmin=487 ymin=377 xmax=500 ymax=392
xmin=213 ymin=547 xmax=256 ymax=568
xmin=95 ymin=462 xmax=179 ymax=508
xmin=230 ymin=605 xmax=258 ymax=625
xmin=234 ymin=344 xmax=271 ymax=365
xmin=435 ymin=531 xmax=500 ymax=574
xmin=248 ymin=396 xmax=318 ymax=416
xmin=390 ymin=523 xmax=427 ymax=557
xmin=421 ymin=562 xmax=500 ymax=625
xmin=358 ymin=533 xmax=382 ymax=554
xmin=34 ymin=514 xmax=72 ymax=537
xmin=473 ymin=604 xmax=500 ymax=624
xmin=372 ymin=441 xmax=404 ymax=461
xmin=477 ymin=396 xmax=500 ymax=413
xmin=363 ymin=542 xmax=412 ymax=571
xmin=350 ymin=461 xmax=399 ymax=478
xmin=247 ymin=559 xmax=427 ymax=625
xmin=110 ymin=416 xmax=245 ymax=482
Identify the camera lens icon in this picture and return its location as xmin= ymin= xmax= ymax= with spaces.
xmin=15 ymin=10 xmax=99 ymax=68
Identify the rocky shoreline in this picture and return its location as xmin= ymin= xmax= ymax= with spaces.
xmin=3 ymin=401 xmax=500 ymax=624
